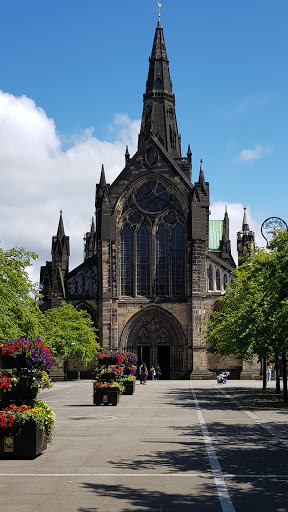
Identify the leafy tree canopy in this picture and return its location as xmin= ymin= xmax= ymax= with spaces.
xmin=0 ymin=246 xmax=42 ymax=340
xmin=206 ymin=230 xmax=288 ymax=361
xmin=39 ymin=302 xmax=100 ymax=363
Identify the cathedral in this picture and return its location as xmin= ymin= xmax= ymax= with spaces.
xmin=40 ymin=20 xmax=256 ymax=380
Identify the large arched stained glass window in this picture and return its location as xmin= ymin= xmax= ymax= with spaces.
xmin=156 ymin=224 xmax=169 ymax=296
xmin=137 ymin=224 xmax=150 ymax=296
xmin=172 ymin=223 xmax=185 ymax=296
xmin=121 ymin=224 xmax=133 ymax=295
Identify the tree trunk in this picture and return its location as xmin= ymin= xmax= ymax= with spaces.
xmin=275 ymin=354 xmax=281 ymax=394
xmin=282 ymin=352 xmax=287 ymax=403
xmin=262 ymin=358 xmax=267 ymax=390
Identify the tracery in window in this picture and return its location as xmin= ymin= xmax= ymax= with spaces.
xmin=172 ymin=223 xmax=185 ymax=297
xmin=120 ymin=179 xmax=186 ymax=299
xmin=70 ymin=280 xmax=75 ymax=295
xmin=208 ymin=264 xmax=213 ymax=291
xmin=135 ymin=181 xmax=168 ymax=213
xmin=121 ymin=224 xmax=133 ymax=295
xmin=223 ymin=274 xmax=228 ymax=290
xmin=216 ymin=269 xmax=221 ymax=290
xmin=78 ymin=275 xmax=83 ymax=295
xmin=137 ymin=224 xmax=150 ymax=296
xmin=84 ymin=270 xmax=90 ymax=293
xmin=92 ymin=265 xmax=97 ymax=295
xmin=156 ymin=224 xmax=169 ymax=296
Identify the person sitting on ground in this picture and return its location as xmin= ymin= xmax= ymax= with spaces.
xmin=222 ymin=370 xmax=230 ymax=384
xmin=217 ymin=372 xmax=225 ymax=384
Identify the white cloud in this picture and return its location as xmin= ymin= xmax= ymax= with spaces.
xmin=210 ymin=201 xmax=264 ymax=263
xmin=237 ymin=144 xmax=271 ymax=162
xmin=0 ymin=91 xmax=266 ymax=285
xmin=0 ymin=90 xmax=140 ymax=283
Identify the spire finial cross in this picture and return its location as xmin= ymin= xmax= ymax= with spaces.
xmin=158 ymin=2 xmax=162 ymax=21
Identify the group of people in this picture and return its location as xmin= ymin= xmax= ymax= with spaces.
xmin=139 ymin=362 xmax=161 ymax=384
xmin=216 ymin=370 xmax=230 ymax=384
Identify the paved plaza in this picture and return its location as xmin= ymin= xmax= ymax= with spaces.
xmin=1 ymin=379 xmax=288 ymax=511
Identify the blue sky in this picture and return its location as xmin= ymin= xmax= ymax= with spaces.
xmin=0 ymin=0 xmax=287 ymax=279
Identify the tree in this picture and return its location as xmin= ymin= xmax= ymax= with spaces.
xmin=206 ymin=230 xmax=288 ymax=399
xmin=0 ymin=246 xmax=42 ymax=340
xmin=39 ymin=302 xmax=100 ymax=363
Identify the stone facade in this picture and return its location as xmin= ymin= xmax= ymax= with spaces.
xmin=40 ymin=20 xmax=259 ymax=380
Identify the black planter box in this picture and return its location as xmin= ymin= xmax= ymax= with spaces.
xmin=0 ymin=387 xmax=19 ymax=403
xmin=0 ymin=354 xmax=26 ymax=370
xmin=102 ymin=372 xmax=117 ymax=382
xmin=0 ymin=387 xmax=38 ymax=405
xmin=98 ymin=357 xmax=114 ymax=366
xmin=122 ymin=382 xmax=135 ymax=395
xmin=93 ymin=388 xmax=119 ymax=406
xmin=0 ymin=421 xmax=47 ymax=459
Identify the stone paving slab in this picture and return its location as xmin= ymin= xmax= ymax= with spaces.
xmin=1 ymin=379 xmax=288 ymax=511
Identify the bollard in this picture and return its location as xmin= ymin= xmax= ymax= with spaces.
xmin=78 ymin=371 xmax=80 ymax=382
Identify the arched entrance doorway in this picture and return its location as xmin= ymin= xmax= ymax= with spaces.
xmin=120 ymin=306 xmax=186 ymax=379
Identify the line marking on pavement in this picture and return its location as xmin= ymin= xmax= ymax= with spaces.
xmin=215 ymin=387 xmax=288 ymax=449
xmin=0 ymin=472 xmax=288 ymax=479
xmin=190 ymin=382 xmax=236 ymax=512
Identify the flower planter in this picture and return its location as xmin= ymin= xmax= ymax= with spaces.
xmin=122 ymin=382 xmax=135 ymax=395
xmin=0 ymin=386 xmax=38 ymax=405
xmin=123 ymin=369 xmax=132 ymax=376
xmin=102 ymin=372 xmax=117 ymax=382
xmin=0 ymin=354 xmax=26 ymax=370
xmin=0 ymin=420 xmax=47 ymax=458
xmin=93 ymin=389 xmax=119 ymax=406
xmin=98 ymin=357 xmax=114 ymax=366
xmin=0 ymin=387 xmax=19 ymax=403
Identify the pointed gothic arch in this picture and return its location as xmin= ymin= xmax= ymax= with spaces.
xmin=75 ymin=301 xmax=98 ymax=329
xmin=120 ymin=306 xmax=186 ymax=378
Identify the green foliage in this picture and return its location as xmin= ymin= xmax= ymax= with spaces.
xmin=206 ymin=230 xmax=288 ymax=360
xmin=0 ymin=246 xmax=42 ymax=340
xmin=39 ymin=302 xmax=100 ymax=363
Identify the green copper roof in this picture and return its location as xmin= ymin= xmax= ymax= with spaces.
xmin=209 ymin=220 xmax=223 ymax=251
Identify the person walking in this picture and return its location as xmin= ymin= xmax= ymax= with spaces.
xmin=139 ymin=362 xmax=148 ymax=384
xmin=155 ymin=363 xmax=161 ymax=380
xmin=150 ymin=366 xmax=156 ymax=380
xmin=266 ymin=365 xmax=272 ymax=382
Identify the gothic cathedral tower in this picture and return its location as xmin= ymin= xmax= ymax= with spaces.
xmin=41 ymin=20 xmax=237 ymax=379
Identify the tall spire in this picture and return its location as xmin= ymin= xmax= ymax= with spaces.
xmin=222 ymin=205 xmax=229 ymax=241
xmin=237 ymin=207 xmax=255 ymax=265
xmin=138 ymin=21 xmax=181 ymax=157
xmin=99 ymin=164 xmax=106 ymax=187
xmin=242 ymin=206 xmax=249 ymax=232
xmin=57 ymin=209 xmax=65 ymax=238
xmin=199 ymin=159 xmax=205 ymax=183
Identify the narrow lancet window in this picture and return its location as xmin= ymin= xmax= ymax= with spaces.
xmin=121 ymin=224 xmax=133 ymax=295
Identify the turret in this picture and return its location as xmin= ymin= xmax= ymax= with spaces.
xmin=50 ymin=210 xmax=70 ymax=305
xmin=84 ymin=217 xmax=97 ymax=260
xmin=219 ymin=206 xmax=231 ymax=260
xmin=237 ymin=207 xmax=255 ymax=265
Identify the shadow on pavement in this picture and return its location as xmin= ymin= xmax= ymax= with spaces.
xmin=78 ymin=480 xmax=223 ymax=512
xmin=162 ymin=385 xmax=288 ymax=413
